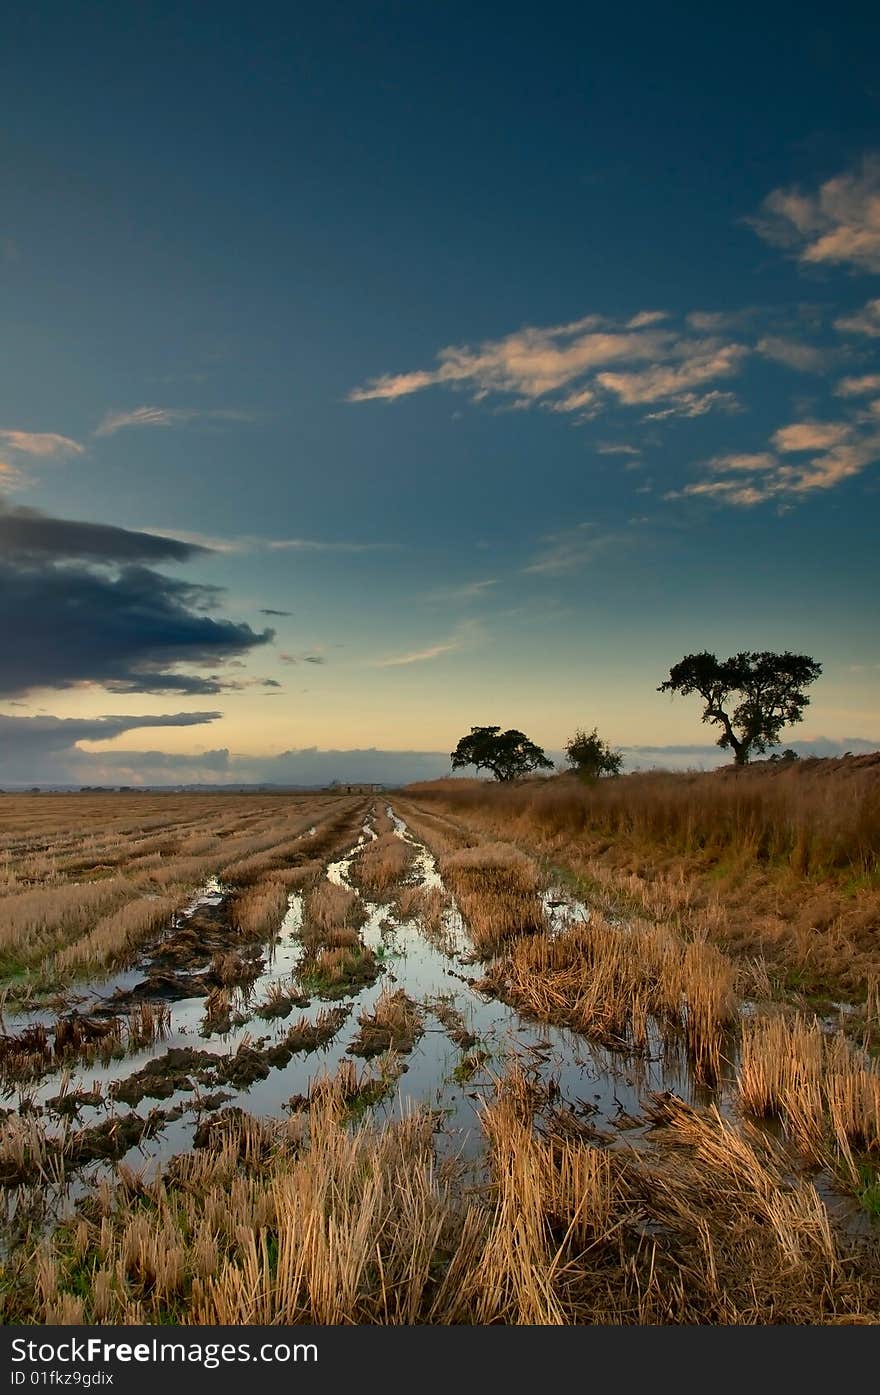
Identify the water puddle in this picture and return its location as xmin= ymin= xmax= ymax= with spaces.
xmin=1 ymin=805 xmax=732 ymax=1208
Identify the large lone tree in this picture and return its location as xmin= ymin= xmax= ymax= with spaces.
xmin=657 ymin=650 xmax=822 ymax=765
xmin=450 ymin=725 xmax=554 ymax=781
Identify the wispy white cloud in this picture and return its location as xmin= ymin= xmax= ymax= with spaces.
xmin=772 ymin=421 xmax=853 ymax=453
xmin=523 ymin=522 xmax=624 ymax=575
xmin=374 ymin=639 xmax=462 ymax=667
xmin=642 ymin=390 xmax=741 ymax=421
xmin=748 ymin=157 xmax=880 ymax=274
xmin=95 ymin=406 xmax=254 ymax=437
xmin=146 ymin=528 xmax=400 ymax=555
xmin=372 ymin=619 xmax=482 ymax=668
xmin=672 ymin=415 xmax=880 ymax=507
xmin=597 ymin=443 xmax=641 ymax=456
xmin=596 ymin=345 xmax=748 ymax=405
xmin=0 ymin=461 xmax=27 ymax=489
xmin=421 ymin=578 xmax=498 ymax=604
xmin=704 ymin=452 xmax=778 ymax=473
xmin=267 ymin=538 xmax=401 ymax=553
xmin=146 ymin=527 xmax=249 ymax=554
xmin=835 ymin=299 xmax=880 ymax=337
xmin=0 ymin=430 xmax=84 ymax=458
xmin=836 ymin=373 xmax=880 ymax=397
xmin=349 ymin=313 xmax=752 ymax=422
xmin=756 ymin=335 xmax=826 ymax=372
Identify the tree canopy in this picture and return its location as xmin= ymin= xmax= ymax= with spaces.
xmin=450 ymin=726 xmax=554 ymax=781
xmin=657 ymin=650 xmax=822 ymax=765
xmin=564 ymin=726 xmax=623 ymax=779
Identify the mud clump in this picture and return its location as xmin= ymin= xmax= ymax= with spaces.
xmin=68 ymin=1109 xmax=168 ymax=1164
xmin=194 ymin=1090 xmax=235 ymax=1112
xmin=110 ymin=1047 xmax=216 ymax=1105
xmin=347 ymin=989 xmax=423 ymax=1059
xmin=299 ymin=943 xmax=382 ymax=1000
xmin=214 ymin=1043 xmax=271 ymax=1088
xmin=192 ymin=1106 xmax=277 ymax=1161
xmin=45 ymin=1088 xmax=104 ymax=1118
xmin=274 ymin=1007 xmax=350 ymax=1057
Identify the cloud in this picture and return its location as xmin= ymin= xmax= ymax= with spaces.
xmin=642 ymin=390 xmax=741 ymax=421
xmin=373 ymin=620 xmax=481 ymax=667
xmin=0 ymin=430 xmax=84 ymax=458
xmin=621 ymin=736 xmax=879 ymax=771
xmin=835 ymin=299 xmax=880 ymax=337
xmin=0 ymin=711 xmax=222 ymax=781
xmin=524 ymin=522 xmax=624 ymax=575
xmin=756 ymin=336 xmax=827 ymax=372
xmin=836 ymin=374 xmax=880 ymax=397
xmin=772 ymin=422 xmax=853 ymax=453
xmin=0 ymin=710 xmax=221 ymax=754
xmin=0 ymin=461 xmax=27 ymax=489
xmin=266 ymin=538 xmax=401 ymax=553
xmin=0 ymin=498 xmax=272 ymax=698
xmin=685 ymin=310 xmax=756 ymax=333
xmin=94 ymin=407 xmax=254 ymax=437
xmin=144 ymin=527 xmax=397 ymax=555
xmin=349 ymin=313 xmax=752 ymax=421
xmin=704 ymin=452 xmax=778 ymax=473
xmin=0 ymin=739 xmax=455 ymax=789
xmin=597 ymin=443 xmax=641 ymax=457
xmin=259 ymin=608 xmax=294 ymax=617
xmin=674 ymin=416 xmax=880 ymax=507
xmin=597 ymin=345 xmax=748 ymax=405
xmin=278 ymin=651 xmax=327 ymax=666
xmin=749 ymin=157 xmax=880 ymax=274
xmin=421 ymin=579 xmax=498 ymax=604
xmin=374 ymin=639 xmax=462 ymax=667
xmin=145 ymin=527 xmax=248 ymax=553
xmin=0 ymin=499 xmax=207 ymax=564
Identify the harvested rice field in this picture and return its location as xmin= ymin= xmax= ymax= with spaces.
xmin=1 ymin=785 xmax=879 ymax=1325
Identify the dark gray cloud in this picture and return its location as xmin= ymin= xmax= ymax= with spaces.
xmin=0 ymin=498 xmax=273 ymax=697
xmin=259 ymin=608 xmax=293 ymax=617
xmin=0 ymin=711 xmax=221 ymax=781
xmin=0 ymin=737 xmax=452 ymax=787
xmin=303 ymin=655 xmax=326 ymax=665
xmin=0 ymin=499 xmax=207 ymax=564
xmin=620 ymin=736 xmax=880 ymax=770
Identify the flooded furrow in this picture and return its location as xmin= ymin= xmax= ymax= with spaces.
xmin=0 ymin=802 xmax=731 ymax=1214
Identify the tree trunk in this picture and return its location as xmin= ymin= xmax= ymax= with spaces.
xmin=731 ymin=737 xmax=749 ymax=765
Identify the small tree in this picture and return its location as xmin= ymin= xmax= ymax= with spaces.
xmin=658 ymin=650 xmax=822 ymax=765
xmin=450 ymin=725 xmax=554 ymax=782
xmin=564 ymin=727 xmax=623 ymax=779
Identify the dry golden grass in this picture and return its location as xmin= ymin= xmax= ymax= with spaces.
xmin=5 ymin=1065 xmax=879 ymax=1325
xmin=305 ymin=880 xmax=363 ymax=938
xmin=481 ymin=914 xmax=737 ymax=1076
xmin=53 ymin=894 xmax=179 ymax=975
xmin=0 ymin=793 xmax=365 ymax=996
xmin=0 ymin=878 xmax=135 ymax=968
xmin=440 ymin=842 xmax=544 ymax=954
xmin=348 ymin=987 xmax=423 ymax=1058
xmin=354 ymin=833 xmax=414 ymax=897
xmin=230 ymin=876 xmax=290 ymax=939
xmin=400 ymin=764 xmax=880 ymax=998
xmin=738 ymin=1012 xmax=880 ymax=1177
xmin=406 ymin=759 xmax=880 ymax=877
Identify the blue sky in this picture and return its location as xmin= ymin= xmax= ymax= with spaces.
xmin=1 ymin=4 xmax=879 ymax=783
